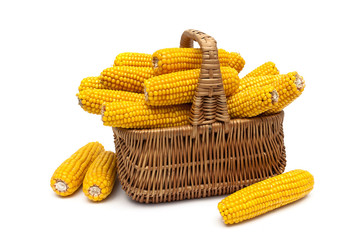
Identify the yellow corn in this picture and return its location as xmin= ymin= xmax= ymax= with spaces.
xmin=265 ymin=73 xmax=305 ymax=114
xmin=78 ymin=76 xmax=106 ymax=91
xmin=100 ymin=66 xmax=154 ymax=93
xmin=229 ymin=52 xmax=246 ymax=73
xmin=77 ymin=89 xmax=144 ymax=115
xmin=244 ymin=62 xmax=279 ymax=78
xmin=83 ymin=151 xmax=117 ymax=202
xmin=218 ymin=169 xmax=314 ymax=224
xmin=102 ymin=101 xmax=190 ymax=129
xmin=50 ymin=142 xmax=105 ymax=197
xmin=237 ymin=71 xmax=300 ymax=93
xmin=227 ymin=85 xmax=278 ymax=118
xmin=145 ymin=67 xmax=240 ymax=106
xmin=152 ymin=48 xmax=245 ymax=75
xmin=114 ymin=52 xmax=153 ymax=68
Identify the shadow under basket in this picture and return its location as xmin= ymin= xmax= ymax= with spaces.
xmin=112 ymin=29 xmax=286 ymax=203
xmin=113 ymin=111 xmax=286 ymax=203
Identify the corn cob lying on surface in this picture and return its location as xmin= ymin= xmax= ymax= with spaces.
xmin=218 ymin=169 xmax=314 ymax=224
xmin=83 ymin=151 xmax=117 ymax=202
xmin=50 ymin=142 xmax=105 ymax=196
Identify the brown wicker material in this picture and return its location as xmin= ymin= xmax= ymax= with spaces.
xmin=113 ymin=29 xmax=286 ymax=203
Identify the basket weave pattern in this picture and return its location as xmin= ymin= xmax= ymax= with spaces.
xmin=113 ymin=30 xmax=286 ymax=203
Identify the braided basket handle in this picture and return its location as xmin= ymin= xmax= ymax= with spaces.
xmin=180 ymin=29 xmax=230 ymax=130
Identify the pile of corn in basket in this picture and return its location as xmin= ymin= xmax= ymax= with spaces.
xmin=51 ymin=29 xmax=313 ymax=224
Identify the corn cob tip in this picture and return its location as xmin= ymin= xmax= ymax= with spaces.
xmin=152 ymin=57 xmax=159 ymax=68
xmin=78 ymin=96 xmax=83 ymax=107
xmin=295 ymin=74 xmax=305 ymax=90
xmin=272 ymin=90 xmax=279 ymax=103
xmin=54 ymin=180 xmax=68 ymax=193
xmin=88 ymin=185 xmax=101 ymax=197
xmin=144 ymin=86 xmax=149 ymax=102
xmin=101 ymin=103 xmax=106 ymax=116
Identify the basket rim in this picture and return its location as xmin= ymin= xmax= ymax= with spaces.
xmin=112 ymin=111 xmax=284 ymax=135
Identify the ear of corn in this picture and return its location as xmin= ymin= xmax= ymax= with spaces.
xmin=83 ymin=151 xmax=117 ymax=202
xmin=144 ymin=67 xmax=240 ymax=106
xmin=100 ymin=66 xmax=154 ymax=93
xmin=50 ymin=142 xmax=105 ymax=197
xmin=77 ymin=89 xmax=144 ymax=115
xmin=227 ymin=85 xmax=278 ymax=118
xmin=102 ymin=101 xmax=190 ymax=129
xmin=237 ymin=71 xmax=300 ymax=93
xmin=152 ymin=48 xmax=245 ymax=75
xmin=114 ymin=52 xmax=153 ymax=68
xmin=264 ymin=73 xmax=305 ymax=114
xmin=218 ymin=169 xmax=314 ymax=224
xmin=243 ymin=62 xmax=279 ymax=78
xmin=229 ymin=52 xmax=246 ymax=73
xmin=78 ymin=76 xmax=105 ymax=91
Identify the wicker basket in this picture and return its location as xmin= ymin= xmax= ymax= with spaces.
xmin=113 ymin=29 xmax=286 ymax=203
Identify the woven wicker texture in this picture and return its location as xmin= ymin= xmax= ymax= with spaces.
xmin=113 ymin=29 xmax=286 ymax=203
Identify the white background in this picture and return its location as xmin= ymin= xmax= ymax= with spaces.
xmin=1 ymin=0 xmax=359 ymax=239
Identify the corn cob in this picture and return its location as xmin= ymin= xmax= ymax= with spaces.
xmin=83 ymin=151 xmax=117 ymax=202
xmin=152 ymin=48 xmax=245 ymax=75
xmin=244 ymin=62 xmax=279 ymax=78
xmin=100 ymin=66 xmax=154 ymax=93
xmin=145 ymin=67 xmax=240 ymax=106
xmin=102 ymin=101 xmax=190 ymax=129
xmin=227 ymin=85 xmax=278 ymax=118
xmin=78 ymin=76 xmax=105 ymax=91
xmin=265 ymin=73 xmax=305 ymax=114
xmin=218 ymin=169 xmax=314 ymax=224
xmin=77 ymin=89 xmax=144 ymax=115
xmin=114 ymin=52 xmax=153 ymax=68
xmin=50 ymin=142 xmax=105 ymax=197
xmin=229 ymin=52 xmax=246 ymax=73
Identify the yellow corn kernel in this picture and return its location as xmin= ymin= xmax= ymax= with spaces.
xmin=243 ymin=62 xmax=279 ymax=78
xmin=144 ymin=67 xmax=240 ymax=106
xmin=152 ymin=48 xmax=245 ymax=75
xmin=78 ymin=76 xmax=105 ymax=92
xmin=83 ymin=151 xmax=117 ymax=202
xmin=114 ymin=52 xmax=153 ymax=68
xmin=265 ymin=73 xmax=305 ymax=114
xmin=229 ymin=52 xmax=246 ymax=73
xmin=50 ymin=142 xmax=105 ymax=197
xmin=102 ymin=101 xmax=190 ymax=129
xmin=100 ymin=66 xmax=154 ymax=93
xmin=237 ymin=71 xmax=300 ymax=94
xmin=227 ymin=85 xmax=278 ymax=118
xmin=77 ymin=89 xmax=144 ymax=115
xmin=218 ymin=169 xmax=314 ymax=224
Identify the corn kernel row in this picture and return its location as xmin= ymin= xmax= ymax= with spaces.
xmin=77 ymin=89 xmax=144 ymax=115
xmin=100 ymin=66 xmax=154 ymax=93
xmin=144 ymin=67 xmax=240 ymax=106
xmin=102 ymin=101 xmax=190 ymax=129
xmin=152 ymin=48 xmax=245 ymax=75
xmin=114 ymin=52 xmax=153 ymax=68
xmin=227 ymin=85 xmax=278 ymax=118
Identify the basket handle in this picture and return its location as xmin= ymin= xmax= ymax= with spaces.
xmin=180 ymin=29 xmax=230 ymax=130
